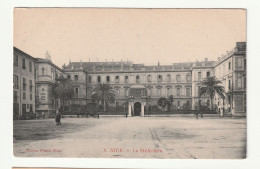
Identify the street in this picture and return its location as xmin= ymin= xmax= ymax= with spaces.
xmin=13 ymin=116 xmax=246 ymax=159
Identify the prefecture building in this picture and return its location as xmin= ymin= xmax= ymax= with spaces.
xmin=13 ymin=42 xmax=247 ymax=119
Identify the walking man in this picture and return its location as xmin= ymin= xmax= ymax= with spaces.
xmin=55 ymin=110 xmax=61 ymax=125
xmin=199 ymin=102 xmax=203 ymax=119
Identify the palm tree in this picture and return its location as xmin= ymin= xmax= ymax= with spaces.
xmin=198 ymin=76 xmax=225 ymax=110
xmin=91 ymin=83 xmax=115 ymax=112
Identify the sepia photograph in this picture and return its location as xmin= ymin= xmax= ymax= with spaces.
xmin=13 ymin=8 xmax=246 ymax=159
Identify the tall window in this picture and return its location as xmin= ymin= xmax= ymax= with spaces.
xmin=147 ymin=75 xmax=152 ymax=82
xmin=51 ymin=70 xmax=54 ymax=81
xmin=13 ymin=74 xmax=19 ymax=89
xmin=23 ymin=92 xmax=26 ymax=99
xmin=229 ymin=62 xmax=231 ymax=70
xmin=30 ymin=93 xmax=32 ymax=100
xmin=29 ymin=80 xmax=32 ymax=92
xmin=157 ymin=88 xmax=162 ymax=96
xmin=136 ymin=75 xmax=140 ymax=83
xmin=116 ymin=88 xmax=120 ymax=96
xmin=14 ymin=54 xmax=18 ymax=66
xmin=14 ymin=91 xmax=18 ymax=102
xmin=244 ymin=77 xmax=246 ymax=89
xmin=186 ymin=88 xmax=190 ymax=96
xmin=244 ymin=59 xmax=246 ymax=70
xmin=75 ymin=88 xmax=79 ymax=96
xmin=177 ymin=88 xmax=181 ymax=96
xmin=22 ymin=58 xmax=26 ymax=70
xmin=166 ymin=88 xmax=171 ymax=97
xmin=23 ymin=78 xmax=26 ymax=91
xmin=237 ymin=58 xmax=242 ymax=67
xmin=97 ymin=76 xmax=101 ymax=83
xmin=106 ymin=76 xmax=110 ymax=83
xmin=158 ymin=75 xmax=162 ymax=82
xmin=75 ymin=75 xmax=78 ymax=82
xmin=125 ymin=76 xmax=129 ymax=83
xmin=67 ymin=74 xmax=71 ymax=79
xmin=88 ymin=76 xmax=92 ymax=83
xmin=125 ymin=88 xmax=129 ymax=97
xmin=198 ymin=86 xmax=201 ymax=95
xmin=42 ymin=67 xmax=45 ymax=75
xmin=237 ymin=76 xmax=242 ymax=88
xmin=198 ymin=72 xmax=201 ymax=81
xmin=166 ymin=75 xmax=171 ymax=82
xmin=147 ymin=88 xmax=152 ymax=96
xmin=29 ymin=61 xmax=32 ymax=72
xmin=115 ymin=76 xmax=119 ymax=83
xmin=186 ymin=75 xmax=190 ymax=82
xmin=207 ymin=71 xmax=210 ymax=77
xmin=176 ymin=75 xmax=180 ymax=82
xmin=228 ymin=80 xmax=231 ymax=90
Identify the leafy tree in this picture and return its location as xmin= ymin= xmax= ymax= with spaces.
xmin=157 ymin=95 xmax=174 ymax=111
xmin=91 ymin=83 xmax=115 ymax=112
xmin=157 ymin=97 xmax=168 ymax=111
xmin=168 ymin=95 xmax=174 ymax=110
xmin=52 ymin=76 xmax=74 ymax=111
xmin=198 ymin=76 xmax=225 ymax=110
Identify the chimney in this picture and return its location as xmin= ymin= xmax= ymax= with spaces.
xmin=45 ymin=51 xmax=51 ymax=61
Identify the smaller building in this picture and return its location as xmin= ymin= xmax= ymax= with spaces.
xmin=35 ymin=52 xmax=64 ymax=118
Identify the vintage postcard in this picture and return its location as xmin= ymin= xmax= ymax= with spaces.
xmin=13 ymin=8 xmax=246 ymax=159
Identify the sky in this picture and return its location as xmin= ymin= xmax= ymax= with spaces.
xmin=14 ymin=8 xmax=246 ymax=67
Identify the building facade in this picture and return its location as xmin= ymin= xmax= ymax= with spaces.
xmin=35 ymin=52 xmax=65 ymax=118
xmin=13 ymin=42 xmax=246 ymax=119
xmin=214 ymin=42 xmax=247 ymax=116
xmin=13 ymin=47 xmax=36 ymax=120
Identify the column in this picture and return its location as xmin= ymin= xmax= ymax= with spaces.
xmin=128 ymin=102 xmax=132 ymax=116
xmin=141 ymin=103 xmax=144 ymax=117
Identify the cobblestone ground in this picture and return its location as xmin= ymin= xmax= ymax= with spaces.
xmin=13 ymin=116 xmax=246 ymax=159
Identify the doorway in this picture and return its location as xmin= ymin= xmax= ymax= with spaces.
xmin=134 ymin=102 xmax=141 ymax=116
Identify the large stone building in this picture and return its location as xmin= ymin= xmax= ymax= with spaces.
xmin=13 ymin=42 xmax=246 ymax=119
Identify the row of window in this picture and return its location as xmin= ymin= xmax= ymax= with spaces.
xmin=197 ymin=71 xmax=211 ymax=81
xmin=13 ymin=90 xmax=33 ymax=102
xmin=216 ymin=59 xmax=246 ymax=77
xmin=87 ymin=87 xmax=191 ymax=98
xmin=88 ymin=74 xmax=192 ymax=83
xmin=14 ymin=54 xmax=33 ymax=72
xmin=13 ymin=75 xmax=33 ymax=92
xmin=67 ymin=75 xmax=79 ymax=82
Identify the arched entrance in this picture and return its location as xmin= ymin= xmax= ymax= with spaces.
xmin=134 ymin=102 xmax=141 ymax=116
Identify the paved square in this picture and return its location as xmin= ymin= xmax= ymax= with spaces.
xmin=13 ymin=116 xmax=246 ymax=159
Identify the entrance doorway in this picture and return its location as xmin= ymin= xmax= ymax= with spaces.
xmin=134 ymin=102 xmax=141 ymax=116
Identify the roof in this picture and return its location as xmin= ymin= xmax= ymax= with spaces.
xmin=13 ymin=47 xmax=36 ymax=62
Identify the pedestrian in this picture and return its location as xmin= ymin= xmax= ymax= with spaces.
xmin=199 ymin=102 xmax=203 ymax=119
xmin=194 ymin=111 xmax=198 ymax=119
xmin=126 ymin=111 xmax=128 ymax=118
xmin=55 ymin=110 xmax=61 ymax=125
